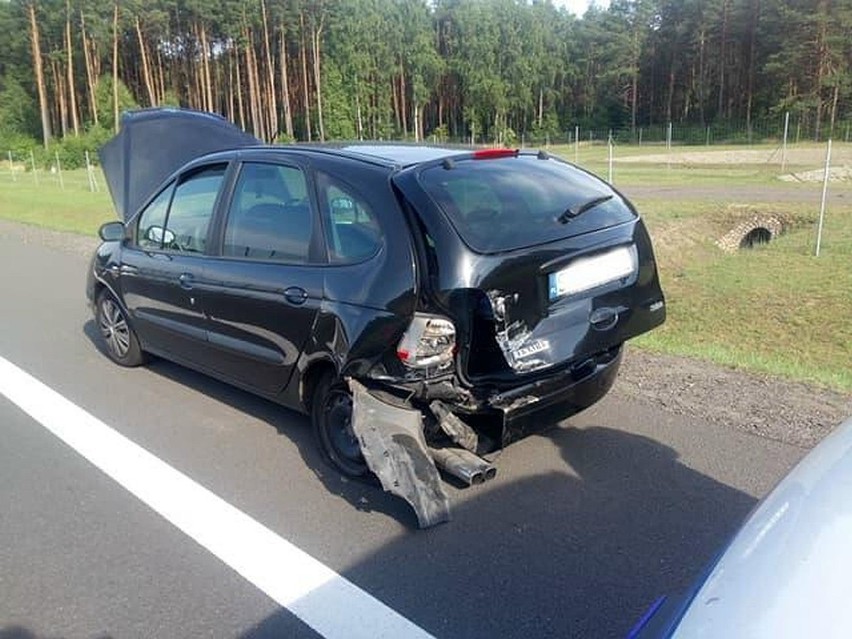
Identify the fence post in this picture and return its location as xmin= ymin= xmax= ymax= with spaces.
xmin=607 ymin=133 xmax=614 ymax=184
xmin=638 ymin=127 xmax=643 ymax=147
xmin=85 ymin=151 xmax=96 ymax=192
xmin=574 ymin=125 xmax=579 ymax=164
xmin=666 ymin=122 xmax=672 ymax=150
xmin=815 ymin=139 xmax=832 ymax=257
xmin=54 ymin=151 xmax=64 ymax=190
xmin=705 ymin=126 xmax=710 ymax=147
xmin=8 ymin=151 xmax=15 ymax=182
xmin=30 ymin=149 xmax=38 ymax=185
xmin=782 ymin=112 xmax=790 ymax=171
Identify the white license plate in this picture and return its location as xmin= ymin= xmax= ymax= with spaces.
xmin=548 ymin=245 xmax=637 ymax=300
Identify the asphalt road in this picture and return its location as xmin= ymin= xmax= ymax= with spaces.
xmin=0 ymin=233 xmax=806 ymax=639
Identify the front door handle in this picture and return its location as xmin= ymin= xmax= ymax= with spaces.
xmin=178 ymin=272 xmax=194 ymax=290
xmin=283 ymin=286 xmax=308 ymax=305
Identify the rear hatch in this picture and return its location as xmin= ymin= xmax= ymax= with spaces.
xmin=396 ymin=151 xmax=665 ymax=384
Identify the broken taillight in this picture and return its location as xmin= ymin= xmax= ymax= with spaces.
xmin=397 ymin=314 xmax=456 ymax=371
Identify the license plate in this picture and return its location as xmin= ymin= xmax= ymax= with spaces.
xmin=548 ymin=245 xmax=637 ymax=300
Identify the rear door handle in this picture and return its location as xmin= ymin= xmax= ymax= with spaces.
xmin=283 ymin=286 xmax=308 ymax=305
xmin=178 ymin=272 xmax=194 ymax=290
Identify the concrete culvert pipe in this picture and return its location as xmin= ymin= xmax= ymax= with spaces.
xmin=716 ymin=213 xmax=787 ymax=253
xmin=740 ymin=227 xmax=772 ymax=249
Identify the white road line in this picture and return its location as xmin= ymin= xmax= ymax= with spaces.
xmin=0 ymin=355 xmax=434 ymax=639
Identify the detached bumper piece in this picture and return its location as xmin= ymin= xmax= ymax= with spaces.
xmin=349 ymin=380 xmax=451 ymax=528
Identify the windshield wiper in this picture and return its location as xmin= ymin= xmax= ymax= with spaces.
xmin=557 ymin=194 xmax=613 ymax=224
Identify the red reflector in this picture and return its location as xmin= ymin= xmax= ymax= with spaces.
xmin=472 ymin=148 xmax=518 ymax=160
xmin=397 ymin=349 xmax=410 ymax=361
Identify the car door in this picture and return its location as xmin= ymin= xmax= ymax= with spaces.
xmin=201 ymin=158 xmax=324 ymax=397
xmin=119 ymin=162 xmax=229 ymax=366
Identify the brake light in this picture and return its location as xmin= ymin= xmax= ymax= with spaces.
xmin=397 ymin=314 xmax=456 ymax=371
xmin=472 ymin=148 xmax=518 ymax=160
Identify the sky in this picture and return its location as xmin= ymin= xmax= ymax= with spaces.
xmin=551 ymin=0 xmax=611 ymax=17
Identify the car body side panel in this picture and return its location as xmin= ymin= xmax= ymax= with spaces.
xmin=119 ymin=248 xmax=213 ymax=366
xmin=201 ymin=259 xmax=324 ymax=396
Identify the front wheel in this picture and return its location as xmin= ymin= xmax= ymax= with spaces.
xmin=311 ymin=375 xmax=369 ymax=478
xmin=96 ymin=290 xmax=146 ymax=367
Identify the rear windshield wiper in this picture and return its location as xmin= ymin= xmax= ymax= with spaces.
xmin=557 ymin=194 xmax=613 ymax=224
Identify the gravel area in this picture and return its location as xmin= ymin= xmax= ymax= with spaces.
xmin=614 ymin=347 xmax=851 ymax=449
xmin=2 ymin=218 xmax=848 ymax=450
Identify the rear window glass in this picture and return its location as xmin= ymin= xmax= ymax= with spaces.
xmin=419 ymin=156 xmax=636 ymax=253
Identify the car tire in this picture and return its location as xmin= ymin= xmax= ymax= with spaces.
xmin=311 ymin=374 xmax=370 ymax=479
xmin=96 ymin=290 xmax=146 ymax=367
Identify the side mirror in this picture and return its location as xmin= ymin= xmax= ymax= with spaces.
xmin=145 ymin=225 xmax=176 ymax=246
xmin=99 ymin=221 xmax=125 ymax=242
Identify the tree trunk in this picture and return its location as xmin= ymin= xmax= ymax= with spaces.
xmin=354 ymin=75 xmax=363 ymax=140
xmin=279 ymin=25 xmax=294 ymax=139
xmin=135 ymin=18 xmax=156 ymax=107
xmin=300 ymin=12 xmax=312 ymax=142
xmin=28 ymin=2 xmax=51 ymax=146
xmin=235 ymin=45 xmax=246 ymax=130
xmin=65 ymin=0 xmax=79 ymax=135
xmin=312 ymin=19 xmax=325 ymax=142
xmin=717 ymin=0 xmax=728 ymax=118
xmin=260 ymin=0 xmax=278 ymax=140
xmin=745 ymin=0 xmax=760 ymax=131
xmin=80 ymin=11 xmax=98 ymax=125
xmin=200 ymin=22 xmax=213 ymax=112
xmin=52 ymin=59 xmax=68 ymax=137
xmin=112 ymin=1 xmax=120 ymax=133
xmin=399 ymin=60 xmax=407 ymax=137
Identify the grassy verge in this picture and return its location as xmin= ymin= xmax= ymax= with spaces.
xmin=0 ymin=170 xmax=114 ymax=235
xmin=633 ymin=198 xmax=852 ymax=392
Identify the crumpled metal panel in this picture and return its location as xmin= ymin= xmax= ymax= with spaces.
xmin=349 ymin=380 xmax=451 ymax=528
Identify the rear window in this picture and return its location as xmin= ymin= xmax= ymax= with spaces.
xmin=419 ymin=155 xmax=636 ymax=253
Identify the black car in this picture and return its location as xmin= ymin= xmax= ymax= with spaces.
xmin=88 ymin=108 xmax=665 ymax=526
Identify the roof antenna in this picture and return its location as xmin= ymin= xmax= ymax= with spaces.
xmin=537 ymin=150 xmax=550 ymax=160
xmin=442 ymin=158 xmax=455 ymax=170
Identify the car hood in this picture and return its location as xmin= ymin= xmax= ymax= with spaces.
xmin=98 ymin=108 xmax=259 ymax=221
xmin=670 ymin=416 xmax=852 ymax=638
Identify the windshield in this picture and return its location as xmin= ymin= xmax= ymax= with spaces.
xmin=418 ymin=155 xmax=636 ymax=253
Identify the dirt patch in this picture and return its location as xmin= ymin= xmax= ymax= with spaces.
xmin=617 ymin=145 xmax=852 ymax=167
xmin=779 ymin=166 xmax=852 ymax=183
xmin=614 ymin=347 xmax=852 ymax=449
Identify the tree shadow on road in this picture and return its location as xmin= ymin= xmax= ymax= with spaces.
xmin=239 ymin=423 xmax=757 ymax=639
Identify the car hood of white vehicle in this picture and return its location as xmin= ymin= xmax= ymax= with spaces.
xmin=672 ymin=416 xmax=852 ymax=638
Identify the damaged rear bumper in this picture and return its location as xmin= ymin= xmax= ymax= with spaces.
xmin=472 ymin=345 xmax=623 ymax=446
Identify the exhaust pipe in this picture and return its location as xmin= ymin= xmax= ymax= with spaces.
xmin=430 ymin=448 xmax=497 ymax=486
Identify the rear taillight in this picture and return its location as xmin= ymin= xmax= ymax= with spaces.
xmin=397 ymin=314 xmax=456 ymax=371
xmin=472 ymin=148 xmax=518 ymax=160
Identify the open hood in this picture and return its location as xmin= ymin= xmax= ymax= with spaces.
xmin=99 ymin=108 xmax=260 ymax=221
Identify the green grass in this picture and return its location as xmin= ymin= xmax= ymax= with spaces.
xmin=0 ymin=169 xmax=114 ymax=235
xmin=633 ymin=200 xmax=852 ymax=391
xmin=1 ymin=152 xmax=850 ymax=392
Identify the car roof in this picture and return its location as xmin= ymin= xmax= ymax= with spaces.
xmin=279 ymin=143 xmax=469 ymax=168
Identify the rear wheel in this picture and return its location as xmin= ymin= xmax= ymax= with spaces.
xmin=96 ymin=290 xmax=146 ymax=367
xmin=311 ymin=375 xmax=369 ymax=478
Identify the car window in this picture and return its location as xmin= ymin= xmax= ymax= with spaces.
xmin=318 ymin=172 xmax=383 ymax=263
xmin=161 ymin=164 xmax=227 ymax=254
xmin=419 ymin=155 xmax=636 ymax=253
xmin=224 ymin=163 xmax=314 ymax=263
xmin=135 ymin=184 xmax=174 ymax=250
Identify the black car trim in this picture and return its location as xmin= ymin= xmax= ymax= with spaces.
xmin=206 ymin=331 xmax=286 ymax=365
xmin=134 ymin=310 xmax=207 ymax=341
